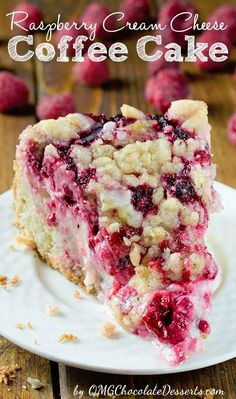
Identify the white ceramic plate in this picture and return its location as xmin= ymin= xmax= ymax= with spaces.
xmin=0 ymin=182 xmax=236 ymax=375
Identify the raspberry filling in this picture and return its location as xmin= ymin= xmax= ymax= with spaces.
xmin=142 ymin=291 xmax=194 ymax=345
xmin=131 ymin=185 xmax=156 ymax=215
xmin=163 ymin=174 xmax=198 ymax=204
xmin=198 ymin=319 xmax=211 ymax=334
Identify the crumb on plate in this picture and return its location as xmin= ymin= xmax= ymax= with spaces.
xmin=11 ymin=275 xmax=21 ymax=286
xmin=16 ymin=322 xmax=24 ymax=330
xmin=73 ymin=290 xmax=81 ymax=299
xmin=27 ymin=322 xmax=33 ymax=330
xmin=0 ymin=275 xmax=8 ymax=286
xmin=58 ymin=333 xmax=78 ymax=343
xmin=100 ymin=322 xmax=117 ymax=338
xmin=46 ymin=304 xmax=59 ymax=316
xmin=0 ymin=364 xmax=21 ymax=385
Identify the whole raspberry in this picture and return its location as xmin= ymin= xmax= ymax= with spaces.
xmin=81 ymin=3 xmax=115 ymax=39
xmin=227 ymin=113 xmax=236 ymax=146
xmin=13 ymin=2 xmax=43 ymax=31
xmin=196 ymin=30 xmax=232 ymax=71
xmin=208 ymin=5 xmax=236 ymax=44
xmin=158 ymin=0 xmax=197 ymax=47
xmin=120 ymin=0 xmax=150 ymax=24
xmin=73 ymin=55 xmax=110 ymax=86
xmin=36 ymin=93 xmax=75 ymax=120
xmin=55 ymin=22 xmax=89 ymax=56
xmin=147 ymin=46 xmax=180 ymax=76
xmin=0 ymin=71 xmax=29 ymax=112
xmin=145 ymin=68 xmax=189 ymax=113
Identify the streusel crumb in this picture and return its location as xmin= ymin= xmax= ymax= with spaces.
xmin=73 ymin=290 xmax=81 ymax=299
xmin=100 ymin=322 xmax=117 ymax=338
xmin=0 ymin=364 xmax=21 ymax=385
xmin=0 ymin=275 xmax=8 ymax=286
xmin=46 ymin=304 xmax=59 ymax=316
xmin=11 ymin=275 xmax=21 ymax=286
xmin=16 ymin=322 xmax=24 ymax=330
xmin=58 ymin=333 xmax=78 ymax=343
xmin=27 ymin=322 xmax=33 ymax=330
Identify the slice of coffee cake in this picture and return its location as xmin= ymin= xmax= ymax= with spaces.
xmin=14 ymin=100 xmax=220 ymax=364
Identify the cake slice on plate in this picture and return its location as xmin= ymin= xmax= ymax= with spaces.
xmin=14 ymin=100 xmax=221 ymax=364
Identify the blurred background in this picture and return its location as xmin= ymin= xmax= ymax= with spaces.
xmin=0 ymin=0 xmax=236 ymax=195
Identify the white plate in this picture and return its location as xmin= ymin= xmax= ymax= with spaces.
xmin=0 ymin=182 xmax=236 ymax=375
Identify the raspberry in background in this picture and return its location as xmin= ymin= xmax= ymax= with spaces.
xmin=145 ymin=68 xmax=189 ymax=113
xmin=73 ymin=56 xmax=110 ymax=86
xmin=13 ymin=2 xmax=43 ymax=31
xmin=208 ymin=5 xmax=236 ymax=45
xmin=120 ymin=0 xmax=151 ymax=24
xmin=0 ymin=71 xmax=29 ymax=112
xmin=227 ymin=113 xmax=236 ymax=146
xmin=36 ymin=93 xmax=75 ymax=120
xmin=81 ymin=3 xmax=115 ymax=39
xmin=196 ymin=30 xmax=232 ymax=71
xmin=147 ymin=46 xmax=180 ymax=76
xmin=158 ymin=0 xmax=197 ymax=47
xmin=55 ymin=22 xmax=89 ymax=56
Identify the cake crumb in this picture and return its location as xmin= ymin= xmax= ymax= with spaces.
xmin=33 ymin=339 xmax=39 ymax=345
xmin=15 ymin=235 xmax=35 ymax=249
xmin=100 ymin=322 xmax=117 ymax=338
xmin=0 ymin=364 xmax=21 ymax=385
xmin=0 ymin=275 xmax=8 ymax=287
xmin=46 ymin=304 xmax=59 ymax=316
xmin=27 ymin=377 xmax=43 ymax=390
xmin=11 ymin=275 xmax=21 ymax=286
xmin=27 ymin=322 xmax=33 ymax=330
xmin=16 ymin=322 xmax=24 ymax=330
xmin=73 ymin=290 xmax=81 ymax=299
xmin=58 ymin=333 xmax=78 ymax=343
